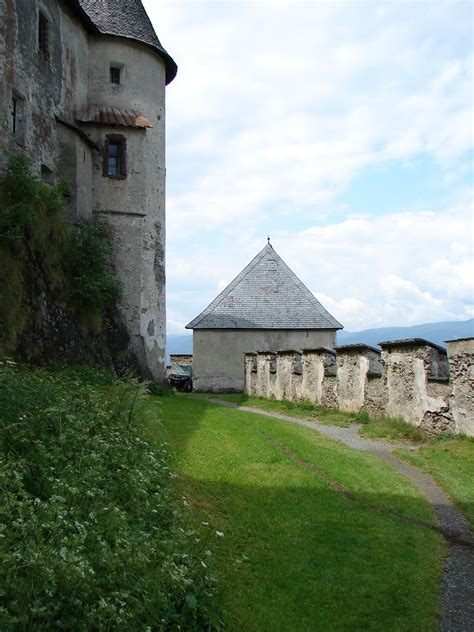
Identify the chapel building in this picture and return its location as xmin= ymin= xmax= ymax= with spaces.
xmin=186 ymin=242 xmax=343 ymax=391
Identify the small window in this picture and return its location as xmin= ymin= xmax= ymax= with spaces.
xmin=103 ymin=135 xmax=127 ymax=179
xmin=9 ymin=92 xmax=25 ymax=142
xmin=110 ymin=66 xmax=121 ymax=84
xmin=38 ymin=12 xmax=51 ymax=60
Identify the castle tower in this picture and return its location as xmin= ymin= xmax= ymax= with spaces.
xmin=77 ymin=0 xmax=177 ymax=380
xmin=0 ymin=0 xmax=177 ymax=380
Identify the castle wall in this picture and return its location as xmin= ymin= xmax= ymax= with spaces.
xmin=192 ymin=328 xmax=336 ymax=392
xmin=0 ymin=0 xmax=90 ymax=178
xmin=447 ymin=338 xmax=474 ymax=436
xmin=0 ymin=1 xmax=172 ymax=381
xmin=245 ymin=338 xmax=473 ymax=436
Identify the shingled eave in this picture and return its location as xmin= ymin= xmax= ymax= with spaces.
xmin=77 ymin=0 xmax=177 ymax=84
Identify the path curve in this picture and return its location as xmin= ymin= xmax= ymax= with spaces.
xmin=206 ymin=398 xmax=474 ymax=631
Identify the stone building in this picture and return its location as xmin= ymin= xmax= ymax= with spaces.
xmin=0 ymin=0 xmax=176 ymax=380
xmin=186 ymin=242 xmax=343 ymax=391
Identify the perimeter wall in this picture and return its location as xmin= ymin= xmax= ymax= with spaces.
xmin=244 ymin=338 xmax=473 ymax=437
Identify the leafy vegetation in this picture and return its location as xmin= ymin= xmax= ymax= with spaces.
xmin=0 ymin=363 xmax=217 ymax=630
xmin=397 ymin=435 xmax=474 ymax=530
xmin=0 ymin=151 xmax=122 ymax=358
xmin=69 ymin=222 xmax=121 ymax=308
xmin=145 ymin=394 xmax=444 ymax=631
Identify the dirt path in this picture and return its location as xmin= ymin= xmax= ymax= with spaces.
xmin=206 ymin=398 xmax=474 ymax=631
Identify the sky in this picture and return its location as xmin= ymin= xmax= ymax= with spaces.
xmin=143 ymin=0 xmax=474 ymax=335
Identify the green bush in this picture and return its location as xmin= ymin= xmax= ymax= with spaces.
xmin=0 ymin=363 xmax=217 ymax=630
xmin=69 ymin=222 xmax=121 ymax=307
xmin=0 ymin=151 xmax=123 ymax=355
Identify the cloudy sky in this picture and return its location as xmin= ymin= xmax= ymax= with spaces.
xmin=143 ymin=0 xmax=473 ymax=335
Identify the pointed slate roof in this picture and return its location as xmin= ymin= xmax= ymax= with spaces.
xmin=186 ymin=244 xmax=343 ymax=330
xmin=77 ymin=0 xmax=177 ymax=84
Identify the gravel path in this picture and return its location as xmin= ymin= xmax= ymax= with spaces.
xmin=206 ymin=398 xmax=474 ymax=631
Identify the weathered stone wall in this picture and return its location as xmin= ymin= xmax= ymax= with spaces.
xmin=246 ymin=337 xmax=473 ymax=436
xmin=447 ymin=338 xmax=474 ymax=436
xmin=0 ymin=0 xmax=172 ymax=381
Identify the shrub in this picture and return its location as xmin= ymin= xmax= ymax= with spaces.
xmin=0 ymin=152 xmax=123 ymax=357
xmin=69 ymin=222 xmax=121 ymax=307
xmin=0 ymin=363 xmax=217 ymax=630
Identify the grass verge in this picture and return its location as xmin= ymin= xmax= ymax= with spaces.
xmin=144 ymin=394 xmax=445 ymax=631
xmin=397 ymin=435 xmax=474 ymax=531
xmin=195 ymin=393 xmax=369 ymax=427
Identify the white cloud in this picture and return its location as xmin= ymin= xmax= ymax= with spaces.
xmin=142 ymin=0 xmax=474 ymax=332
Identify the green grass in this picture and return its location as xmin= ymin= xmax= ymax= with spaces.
xmin=196 ymin=393 xmax=369 ymax=426
xmin=144 ymin=394 xmax=445 ymax=631
xmin=397 ymin=435 xmax=474 ymax=531
xmin=200 ymin=393 xmax=429 ymax=443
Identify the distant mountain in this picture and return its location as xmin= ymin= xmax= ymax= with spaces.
xmin=336 ymin=319 xmax=474 ymax=349
xmin=167 ymin=319 xmax=473 ymax=362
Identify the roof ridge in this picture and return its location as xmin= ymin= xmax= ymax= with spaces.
xmin=186 ymin=244 xmax=271 ymax=329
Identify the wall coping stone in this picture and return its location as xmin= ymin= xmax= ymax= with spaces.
xmin=445 ymin=336 xmax=474 ymax=343
xmin=302 ymin=347 xmax=336 ymax=356
xmin=379 ymin=338 xmax=447 ymax=355
xmin=335 ymin=343 xmax=381 ymax=354
xmin=277 ymin=349 xmax=302 ymax=356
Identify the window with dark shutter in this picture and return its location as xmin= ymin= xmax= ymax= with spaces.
xmin=110 ymin=66 xmax=121 ymax=84
xmin=103 ymin=135 xmax=127 ymax=179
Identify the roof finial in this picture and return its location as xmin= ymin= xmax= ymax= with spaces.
xmin=267 ymin=235 xmax=271 ymax=245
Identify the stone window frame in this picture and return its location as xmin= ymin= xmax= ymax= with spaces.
xmin=38 ymin=8 xmax=52 ymax=62
xmin=110 ymin=62 xmax=125 ymax=86
xmin=103 ymin=134 xmax=127 ymax=180
xmin=9 ymin=90 xmax=26 ymax=144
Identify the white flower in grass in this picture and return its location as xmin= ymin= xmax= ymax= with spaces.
xmin=215 ymin=530 xmax=224 ymax=538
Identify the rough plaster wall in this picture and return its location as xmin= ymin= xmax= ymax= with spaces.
xmin=275 ymin=355 xmax=292 ymax=401
xmin=290 ymin=371 xmax=303 ymax=401
xmin=448 ymin=339 xmax=474 ymax=436
xmin=364 ymin=376 xmax=386 ymax=416
xmin=88 ymin=38 xmax=167 ymax=381
xmin=384 ymin=349 xmax=448 ymax=427
xmin=322 ymin=376 xmax=337 ymax=408
xmin=244 ymin=357 xmax=258 ymax=396
xmin=301 ymin=354 xmax=325 ymax=403
xmin=336 ymin=353 xmax=369 ymax=412
xmin=256 ymin=355 xmax=272 ymax=398
xmin=192 ymin=329 xmax=335 ymax=392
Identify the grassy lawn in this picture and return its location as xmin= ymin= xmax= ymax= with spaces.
xmin=196 ymin=392 xmax=427 ymax=442
xmin=397 ymin=436 xmax=474 ymax=531
xmin=194 ymin=392 xmax=369 ymax=427
xmin=144 ymin=394 xmax=445 ymax=631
